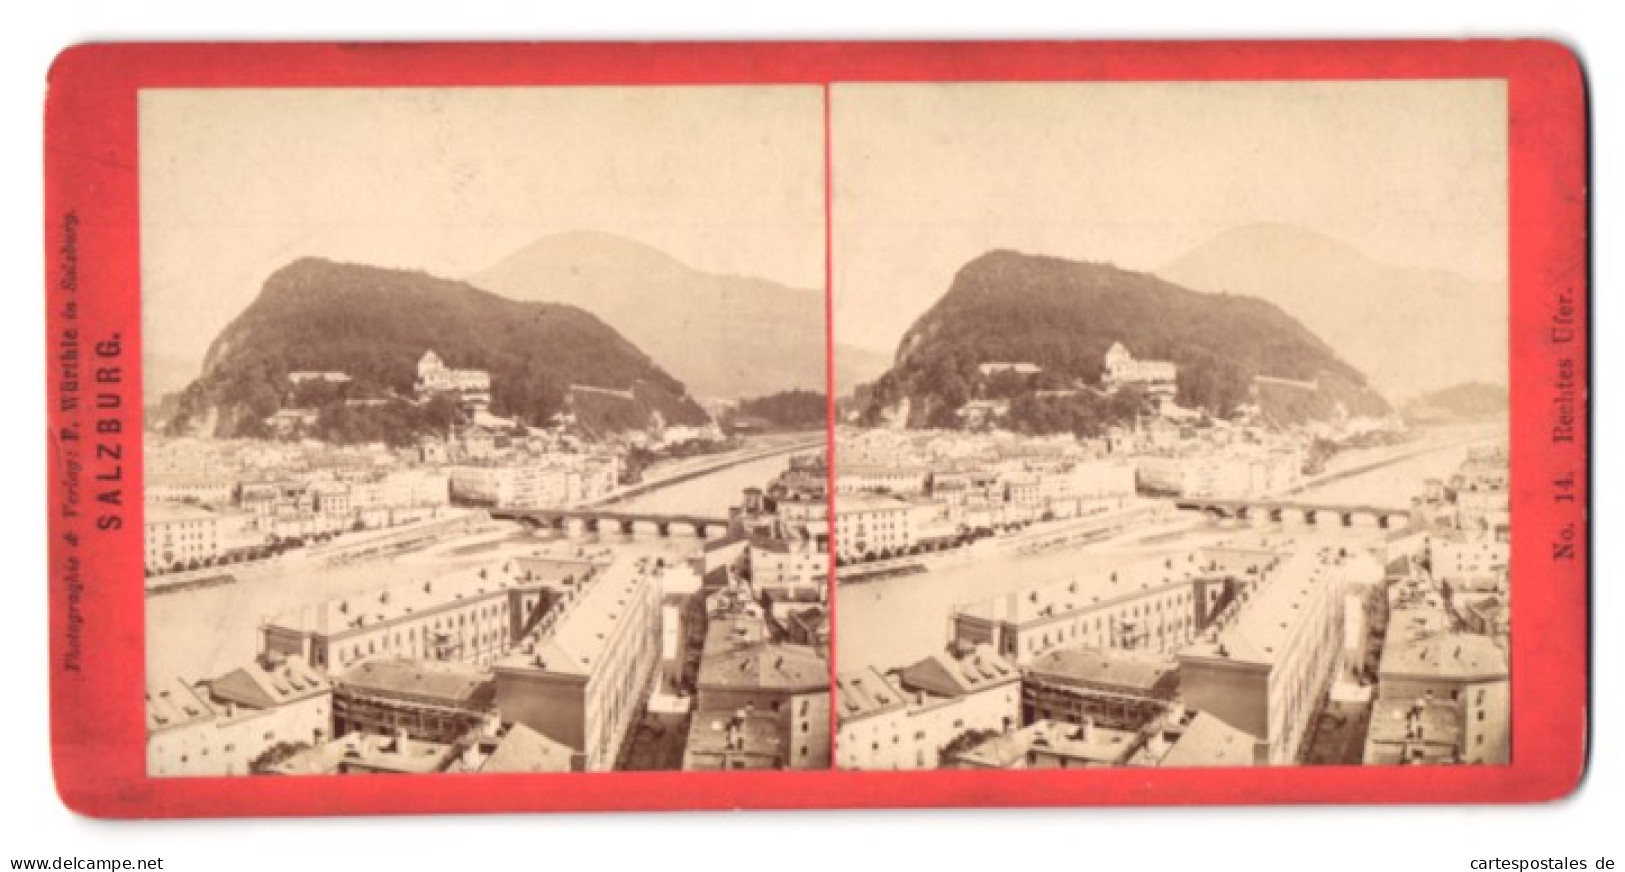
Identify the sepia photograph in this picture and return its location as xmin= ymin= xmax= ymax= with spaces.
xmin=37 ymin=35 xmax=1589 ymax=829
xmin=138 ymin=86 xmax=832 ymax=776
xmin=830 ymin=81 xmax=1512 ymax=771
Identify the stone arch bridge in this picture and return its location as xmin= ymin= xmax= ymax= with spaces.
xmin=491 ymin=507 xmax=731 ymax=539
xmin=1175 ymin=498 xmax=1414 ymax=530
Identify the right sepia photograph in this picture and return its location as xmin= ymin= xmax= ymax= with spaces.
xmin=831 ymin=81 xmax=1510 ymax=771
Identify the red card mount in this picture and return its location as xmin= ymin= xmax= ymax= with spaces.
xmin=44 ymin=41 xmax=1587 ymax=817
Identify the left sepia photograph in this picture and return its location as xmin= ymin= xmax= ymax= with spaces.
xmin=139 ymin=86 xmax=832 ymax=776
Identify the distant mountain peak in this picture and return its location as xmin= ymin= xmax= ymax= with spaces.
xmin=1159 ymin=224 xmax=1506 ymax=399
xmin=478 ymin=230 xmax=693 ymax=281
xmin=471 ymin=233 xmax=825 ymax=400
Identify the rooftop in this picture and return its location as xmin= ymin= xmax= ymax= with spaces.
xmin=265 ymin=561 xmax=522 ymax=639
xmin=479 ymin=723 xmax=576 ymax=774
xmin=496 ymin=552 xmax=662 ymax=679
xmin=953 ymin=719 xmax=1138 ymax=768
xmin=698 ymin=642 xmax=828 ymax=694
xmin=894 ymin=644 xmax=1018 ymax=698
xmin=839 ymin=463 xmax=930 ymax=477
xmin=1364 ymin=698 xmax=1464 ymax=761
xmin=1025 ymin=646 xmax=1178 ymax=696
xmin=835 ymin=668 xmax=908 ymax=724
xmin=207 ymin=656 xmax=330 ymax=711
xmin=510 ymin=551 xmax=615 ymax=585
xmin=682 ymin=712 xmax=784 ymax=770
xmin=748 ymin=534 xmax=792 ymax=555
xmin=146 ymin=677 xmax=216 ymax=734
xmin=335 ymin=658 xmax=494 ymax=707
xmin=956 ymin=546 xmax=1235 ymax=626
xmin=704 ymin=614 xmax=769 ymax=654
xmin=1380 ymin=632 xmax=1508 ymax=682
xmin=145 ymin=503 xmax=224 ymax=524
xmin=1158 ymin=711 xmax=1260 ymax=767
xmin=836 ymin=492 xmax=913 ymax=513
xmin=271 ymin=732 xmax=460 ymax=776
xmin=788 ymin=606 xmax=828 ymax=635
xmin=1184 ymin=545 xmax=1383 ymax=665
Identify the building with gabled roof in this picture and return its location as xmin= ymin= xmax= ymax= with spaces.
xmin=478 ymin=723 xmax=579 ymax=773
xmin=682 ymin=710 xmax=786 ymax=771
xmin=1155 ymin=710 xmax=1265 ymax=768
xmin=1103 ymin=342 xmax=1176 ymax=396
xmin=690 ymin=640 xmax=830 ymax=771
xmin=895 ymin=645 xmax=1019 ymax=698
xmin=785 ymin=605 xmax=829 ymax=651
xmin=836 ymin=668 xmax=909 ymax=725
xmin=147 ymin=656 xmax=332 ymax=778
xmin=949 ymin=718 xmax=1141 ymax=770
xmin=268 ymin=730 xmax=462 ymax=776
xmin=951 ymin=542 xmax=1274 ymax=665
xmin=492 ymin=550 xmax=665 ymax=771
xmin=681 ymin=572 xmax=830 ymax=771
xmin=697 ymin=642 xmax=828 ymax=698
xmin=1362 ymin=697 xmax=1466 ymax=765
xmin=836 ymin=645 xmax=1020 ymax=771
xmin=416 ymin=350 xmax=491 ymax=410
xmin=1367 ymin=575 xmax=1510 ymax=765
xmin=260 ymin=560 xmax=546 ymax=671
xmin=1178 ymin=544 xmax=1384 ymax=764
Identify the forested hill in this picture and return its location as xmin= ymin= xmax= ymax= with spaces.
xmin=1402 ymin=382 xmax=1510 ymax=424
xmin=728 ymin=389 xmax=829 ymax=429
xmin=167 ymin=258 xmax=701 ymax=440
xmin=859 ymin=250 xmax=1390 ymax=431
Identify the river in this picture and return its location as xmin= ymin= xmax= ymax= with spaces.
xmin=147 ymin=427 xmax=1498 ymax=685
xmin=611 ymin=450 xmax=810 ymax=516
xmin=147 ymin=439 xmax=818 ymax=683
xmin=834 ymin=425 xmax=1506 ymax=675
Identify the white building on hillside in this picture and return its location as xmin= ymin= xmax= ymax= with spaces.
xmin=416 ymin=350 xmax=492 ymax=410
xmin=1103 ymin=342 xmax=1177 ymax=397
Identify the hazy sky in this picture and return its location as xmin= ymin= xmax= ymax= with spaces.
xmin=140 ymin=86 xmax=825 ymax=380
xmin=831 ymin=80 xmax=1508 ymax=353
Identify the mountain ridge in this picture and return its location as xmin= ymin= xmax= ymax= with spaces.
xmin=859 ymin=249 xmax=1390 ymax=432
xmin=167 ymin=257 xmax=706 ymax=441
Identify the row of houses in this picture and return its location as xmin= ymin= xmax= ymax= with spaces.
xmin=837 ymin=534 xmax=1396 ymax=771
xmin=153 ymin=546 xmax=695 ymax=776
xmin=682 ymin=578 xmax=830 ymax=771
